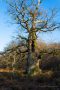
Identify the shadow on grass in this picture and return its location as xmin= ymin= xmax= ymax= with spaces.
xmin=0 ymin=71 xmax=60 ymax=90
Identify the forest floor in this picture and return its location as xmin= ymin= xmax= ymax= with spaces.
xmin=0 ymin=70 xmax=60 ymax=90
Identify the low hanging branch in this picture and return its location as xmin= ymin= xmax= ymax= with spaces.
xmin=0 ymin=45 xmax=28 ymax=56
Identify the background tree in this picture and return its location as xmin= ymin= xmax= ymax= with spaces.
xmin=6 ymin=0 xmax=60 ymax=74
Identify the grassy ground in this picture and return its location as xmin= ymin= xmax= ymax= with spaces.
xmin=0 ymin=69 xmax=60 ymax=90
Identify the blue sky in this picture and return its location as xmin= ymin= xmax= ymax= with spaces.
xmin=0 ymin=0 xmax=60 ymax=51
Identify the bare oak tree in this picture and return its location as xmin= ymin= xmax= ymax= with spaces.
xmin=6 ymin=0 xmax=60 ymax=74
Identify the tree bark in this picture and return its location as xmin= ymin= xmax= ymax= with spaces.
xmin=26 ymin=12 xmax=37 ymax=74
xmin=26 ymin=34 xmax=32 ymax=74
